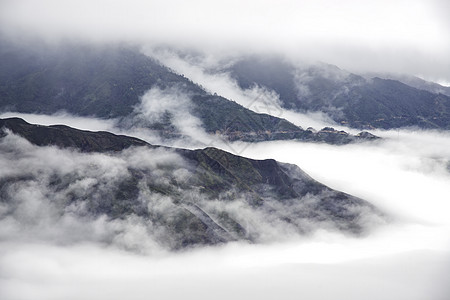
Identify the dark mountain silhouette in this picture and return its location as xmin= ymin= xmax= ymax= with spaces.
xmin=0 ymin=117 xmax=384 ymax=249
xmin=229 ymin=56 xmax=450 ymax=129
xmin=0 ymin=39 xmax=376 ymax=144
xmin=365 ymin=73 xmax=450 ymax=98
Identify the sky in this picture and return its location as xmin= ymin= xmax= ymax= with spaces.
xmin=0 ymin=0 xmax=449 ymax=84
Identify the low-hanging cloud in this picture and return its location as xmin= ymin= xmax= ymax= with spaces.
xmin=143 ymin=49 xmax=349 ymax=131
xmin=242 ymin=129 xmax=450 ymax=224
xmin=0 ymin=128 xmax=383 ymax=252
xmin=0 ymin=132 xmax=187 ymax=253
xmin=121 ymin=85 xmax=214 ymax=147
xmin=1 ymin=242 xmax=449 ymax=300
xmin=0 ymin=121 xmax=449 ymax=299
xmin=143 ymin=47 xmax=284 ymax=112
xmin=1 ymin=0 xmax=449 ymax=83
xmin=0 ymin=0 xmax=449 ymax=296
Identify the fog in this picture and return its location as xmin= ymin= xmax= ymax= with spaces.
xmin=118 ymin=86 xmax=217 ymax=148
xmin=0 ymin=126 xmax=383 ymax=250
xmin=1 ymin=243 xmax=449 ymax=300
xmin=1 ymin=0 xmax=450 ymax=298
xmin=243 ymin=130 xmax=450 ymax=225
xmin=144 ymin=48 xmax=347 ymax=131
xmin=1 ymin=112 xmax=449 ymax=299
xmin=1 ymin=0 xmax=449 ymax=83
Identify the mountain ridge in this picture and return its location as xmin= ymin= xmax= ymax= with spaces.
xmin=228 ymin=56 xmax=450 ymax=130
xmin=0 ymin=117 xmax=385 ymax=249
xmin=0 ymin=39 xmax=376 ymax=144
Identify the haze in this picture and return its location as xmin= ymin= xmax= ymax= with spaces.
xmin=1 ymin=111 xmax=450 ymax=300
xmin=1 ymin=0 xmax=449 ymax=83
xmin=1 ymin=1 xmax=450 ymax=299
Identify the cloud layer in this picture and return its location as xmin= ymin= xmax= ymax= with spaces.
xmin=1 ymin=0 xmax=449 ymax=83
xmin=1 ymin=1 xmax=450 ymax=295
xmin=1 ymin=115 xmax=449 ymax=299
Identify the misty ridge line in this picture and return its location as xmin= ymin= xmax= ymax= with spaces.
xmin=0 ymin=41 xmax=446 ymax=229
xmin=1 ymin=118 xmax=449 ymax=300
xmin=0 ymin=39 xmax=447 ymax=232
xmin=0 ymin=38 xmax=382 ymax=150
xmin=5 ymin=35 xmax=446 ymax=149
xmin=146 ymin=48 xmax=450 ymax=133
xmin=0 ymin=2 xmax=449 ymax=299
xmin=0 ymin=117 xmax=387 ymax=252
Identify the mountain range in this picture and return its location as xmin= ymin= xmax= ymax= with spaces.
xmin=0 ymin=39 xmax=376 ymax=144
xmin=3 ymin=37 xmax=447 ymax=251
xmin=0 ymin=117 xmax=384 ymax=249
xmin=228 ymin=56 xmax=450 ymax=129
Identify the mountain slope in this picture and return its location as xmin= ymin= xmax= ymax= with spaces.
xmin=0 ymin=41 xmax=203 ymax=117
xmin=229 ymin=56 xmax=450 ymax=129
xmin=0 ymin=117 xmax=149 ymax=152
xmin=0 ymin=40 xmax=375 ymax=144
xmin=0 ymin=117 xmax=384 ymax=249
xmin=365 ymin=73 xmax=450 ymax=98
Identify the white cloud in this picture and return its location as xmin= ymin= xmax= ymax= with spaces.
xmin=1 ymin=242 xmax=449 ymax=300
xmin=1 ymin=115 xmax=450 ymax=299
xmin=242 ymin=130 xmax=450 ymax=225
xmin=1 ymin=0 xmax=449 ymax=296
xmin=142 ymin=49 xmax=351 ymax=131
xmin=117 ymin=85 xmax=222 ymax=148
xmin=0 ymin=0 xmax=449 ymax=82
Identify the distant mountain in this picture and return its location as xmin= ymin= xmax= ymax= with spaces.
xmin=229 ymin=56 xmax=450 ymax=130
xmin=365 ymin=73 xmax=450 ymax=98
xmin=0 ymin=117 xmax=384 ymax=249
xmin=0 ymin=39 xmax=375 ymax=144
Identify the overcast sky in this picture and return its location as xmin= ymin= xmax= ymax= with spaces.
xmin=1 ymin=0 xmax=449 ymax=83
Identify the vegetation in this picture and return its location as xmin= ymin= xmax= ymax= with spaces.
xmin=0 ymin=40 xmax=375 ymax=144
xmin=0 ymin=117 xmax=383 ymax=248
xmin=230 ymin=56 xmax=450 ymax=129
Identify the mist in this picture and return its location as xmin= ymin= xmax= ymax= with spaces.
xmin=118 ymin=86 xmax=217 ymax=148
xmin=1 ymin=0 xmax=449 ymax=83
xmin=1 ymin=114 xmax=450 ymax=299
xmin=143 ymin=48 xmax=346 ymax=131
xmin=1 ymin=242 xmax=449 ymax=300
xmin=1 ymin=0 xmax=450 ymax=298
xmin=243 ymin=129 xmax=450 ymax=224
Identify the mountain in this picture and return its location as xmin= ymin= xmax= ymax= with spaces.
xmin=365 ymin=73 xmax=450 ymax=98
xmin=229 ymin=56 xmax=450 ymax=130
xmin=0 ymin=117 xmax=384 ymax=249
xmin=0 ymin=117 xmax=149 ymax=152
xmin=0 ymin=39 xmax=375 ymax=144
